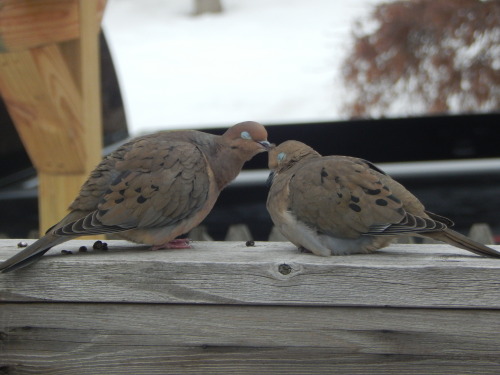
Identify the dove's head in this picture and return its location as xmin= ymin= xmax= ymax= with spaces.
xmin=223 ymin=121 xmax=271 ymax=160
xmin=268 ymin=140 xmax=321 ymax=173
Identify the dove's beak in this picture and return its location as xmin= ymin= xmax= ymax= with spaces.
xmin=258 ymin=140 xmax=272 ymax=150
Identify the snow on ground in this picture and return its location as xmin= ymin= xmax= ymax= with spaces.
xmin=102 ymin=0 xmax=381 ymax=135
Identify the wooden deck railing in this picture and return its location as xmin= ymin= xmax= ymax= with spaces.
xmin=1 ymin=239 xmax=500 ymax=374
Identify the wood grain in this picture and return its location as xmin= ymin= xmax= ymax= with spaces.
xmin=2 ymin=239 xmax=500 ymax=374
xmin=2 ymin=303 xmax=500 ymax=374
xmin=0 ymin=1 xmax=105 ymax=233
xmin=78 ymin=0 xmax=103 ymax=181
xmin=37 ymin=171 xmax=88 ymax=231
xmin=32 ymin=0 xmax=105 ymax=233
xmin=0 ymin=42 xmax=100 ymax=232
xmin=0 ymin=0 xmax=106 ymax=52
xmin=1 ymin=240 xmax=500 ymax=308
xmin=0 ymin=45 xmax=85 ymax=173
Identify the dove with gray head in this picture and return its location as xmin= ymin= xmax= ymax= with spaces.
xmin=1 ymin=121 xmax=270 ymax=273
xmin=266 ymin=140 xmax=500 ymax=258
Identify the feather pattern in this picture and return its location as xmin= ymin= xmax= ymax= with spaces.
xmin=267 ymin=140 xmax=500 ymax=258
xmin=1 ymin=122 xmax=270 ymax=272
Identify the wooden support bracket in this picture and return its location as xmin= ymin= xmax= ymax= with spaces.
xmin=0 ymin=0 xmax=106 ymax=233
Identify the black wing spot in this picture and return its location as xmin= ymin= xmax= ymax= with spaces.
xmin=320 ymin=168 xmax=328 ymax=183
xmin=387 ymin=194 xmax=401 ymax=204
xmin=350 ymin=195 xmax=360 ymax=203
xmin=349 ymin=203 xmax=362 ymax=212
xmin=137 ymin=195 xmax=148 ymax=204
xmin=115 ymin=198 xmax=124 ymax=204
xmin=376 ymin=199 xmax=388 ymax=206
xmin=111 ymin=177 xmax=121 ymax=186
xmin=111 ymin=171 xmax=131 ymax=186
xmin=363 ymin=188 xmax=381 ymax=195
xmin=119 ymin=189 xmax=126 ymax=196
xmin=135 ymin=187 xmax=142 ymax=193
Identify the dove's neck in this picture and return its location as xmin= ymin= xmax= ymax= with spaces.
xmin=212 ymin=146 xmax=248 ymax=190
xmin=195 ymin=135 xmax=248 ymax=190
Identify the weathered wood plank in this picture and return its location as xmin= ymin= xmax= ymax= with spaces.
xmin=1 ymin=239 xmax=500 ymax=308
xmin=2 ymin=303 xmax=500 ymax=374
xmin=4 ymin=349 xmax=498 ymax=375
xmin=2 ymin=239 xmax=500 ymax=374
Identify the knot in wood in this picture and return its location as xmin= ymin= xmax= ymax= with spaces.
xmin=278 ymin=263 xmax=292 ymax=275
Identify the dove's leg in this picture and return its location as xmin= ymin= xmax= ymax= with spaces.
xmin=152 ymin=238 xmax=191 ymax=250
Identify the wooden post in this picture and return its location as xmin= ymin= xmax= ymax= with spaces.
xmin=0 ymin=0 xmax=106 ymax=233
xmin=37 ymin=0 xmax=104 ymax=232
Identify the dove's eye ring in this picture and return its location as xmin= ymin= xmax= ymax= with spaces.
xmin=240 ymin=131 xmax=252 ymax=140
xmin=277 ymin=152 xmax=286 ymax=161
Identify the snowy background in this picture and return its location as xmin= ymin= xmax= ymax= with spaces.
xmin=102 ymin=0 xmax=381 ymax=135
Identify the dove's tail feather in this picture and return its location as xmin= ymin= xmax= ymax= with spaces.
xmin=0 ymin=234 xmax=70 ymax=273
xmin=425 ymin=229 xmax=500 ymax=258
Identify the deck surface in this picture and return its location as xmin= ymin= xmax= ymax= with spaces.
xmin=2 ymin=239 xmax=500 ymax=374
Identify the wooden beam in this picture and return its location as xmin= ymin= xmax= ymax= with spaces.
xmin=78 ymin=0 xmax=103 ymax=174
xmin=0 ymin=45 xmax=86 ymax=173
xmin=1 ymin=241 xmax=500 ymax=307
xmin=2 ymin=303 xmax=500 ymax=374
xmin=37 ymin=0 xmax=104 ymax=233
xmin=0 ymin=0 xmax=106 ymax=53
xmin=37 ymin=172 xmax=87 ymax=233
xmin=1 ymin=241 xmax=500 ymax=374
xmin=0 ymin=0 xmax=105 ymax=233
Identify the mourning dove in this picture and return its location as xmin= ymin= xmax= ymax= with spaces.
xmin=266 ymin=140 xmax=500 ymax=258
xmin=0 ymin=121 xmax=270 ymax=273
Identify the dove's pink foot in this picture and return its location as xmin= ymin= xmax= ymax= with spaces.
xmin=152 ymin=238 xmax=191 ymax=250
